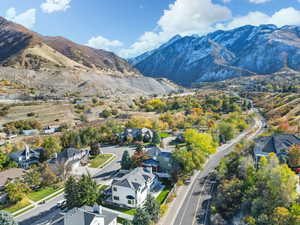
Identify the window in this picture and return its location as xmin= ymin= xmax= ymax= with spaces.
xmin=126 ymin=195 xmax=135 ymax=200
xmin=113 ymin=196 xmax=119 ymax=201
xmin=113 ymin=187 xmax=117 ymax=192
xmin=128 ymin=199 xmax=134 ymax=205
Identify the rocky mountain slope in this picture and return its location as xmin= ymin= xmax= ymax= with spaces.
xmin=0 ymin=17 xmax=180 ymax=97
xmin=130 ymin=24 xmax=300 ymax=86
xmin=0 ymin=16 xmax=139 ymax=76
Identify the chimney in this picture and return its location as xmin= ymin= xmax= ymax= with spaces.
xmin=93 ymin=204 xmax=102 ymax=214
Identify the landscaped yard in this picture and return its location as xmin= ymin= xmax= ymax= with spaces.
xmin=90 ymin=154 xmax=115 ymax=168
xmin=105 ymin=205 xmax=136 ymax=215
xmin=28 ymin=187 xmax=62 ymax=202
xmin=156 ymin=186 xmax=172 ymax=204
xmin=0 ymin=198 xmax=31 ymax=214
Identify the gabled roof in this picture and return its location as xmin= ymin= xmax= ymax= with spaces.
xmin=9 ymin=147 xmax=42 ymax=160
xmin=57 ymin=148 xmax=87 ymax=161
xmin=143 ymin=158 xmax=160 ymax=167
xmin=254 ymin=134 xmax=300 ymax=156
xmin=59 ymin=206 xmax=117 ymax=225
xmin=112 ymin=167 xmax=155 ymax=190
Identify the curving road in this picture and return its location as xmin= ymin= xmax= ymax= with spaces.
xmin=172 ymin=112 xmax=265 ymax=225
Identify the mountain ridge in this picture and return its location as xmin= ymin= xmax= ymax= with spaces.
xmin=130 ymin=24 xmax=300 ymax=86
xmin=0 ymin=16 xmax=140 ymax=76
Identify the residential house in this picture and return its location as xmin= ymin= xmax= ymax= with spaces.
xmin=253 ymin=134 xmax=300 ymax=164
xmin=52 ymin=205 xmax=118 ymax=225
xmin=109 ymin=167 xmax=157 ymax=208
xmin=22 ymin=129 xmax=39 ymax=136
xmin=120 ymin=128 xmax=153 ymax=142
xmin=142 ymin=146 xmax=174 ymax=176
xmin=49 ymin=148 xmax=89 ymax=175
xmin=55 ymin=148 xmax=89 ymax=164
xmin=43 ymin=125 xmax=60 ymax=134
xmin=9 ymin=145 xmax=43 ymax=168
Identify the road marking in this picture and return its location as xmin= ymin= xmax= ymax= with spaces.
xmin=177 ymin=176 xmax=207 ymax=225
xmin=191 ymin=178 xmax=210 ymax=225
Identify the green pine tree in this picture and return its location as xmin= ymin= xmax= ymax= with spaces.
xmin=132 ymin=208 xmax=151 ymax=225
xmin=143 ymin=194 xmax=160 ymax=223
xmin=121 ymin=151 xmax=132 ymax=170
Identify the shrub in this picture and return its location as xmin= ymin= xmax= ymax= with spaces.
xmin=160 ymin=204 xmax=168 ymax=216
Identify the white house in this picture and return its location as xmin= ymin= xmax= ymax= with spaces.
xmin=111 ymin=167 xmax=157 ymax=208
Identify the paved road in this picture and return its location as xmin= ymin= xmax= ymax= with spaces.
xmin=173 ymin=113 xmax=265 ymax=225
xmin=93 ymin=145 xmax=136 ymax=185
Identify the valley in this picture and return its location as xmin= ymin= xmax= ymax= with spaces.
xmin=0 ymin=6 xmax=300 ymax=225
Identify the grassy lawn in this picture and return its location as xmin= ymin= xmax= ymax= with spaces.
xmin=28 ymin=187 xmax=61 ymax=202
xmin=159 ymin=132 xmax=170 ymax=139
xmin=1 ymin=199 xmax=31 ymax=214
xmin=43 ymin=188 xmax=64 ymax=201
xmin=156 ymin=186 xmax=172 ymax=204
xmin=90 ymin=154 xmax=115 ymax=168
xmin=105 ymin=205 xmax=136 ymax=215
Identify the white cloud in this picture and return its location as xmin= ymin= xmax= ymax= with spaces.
xmin=217 ymin=7 xmax=300 ymax=30
xmin=41 ymin=0 xmax=71 ymax=13
xmin=249 ymin=0 xmax=271 ymax=3
xmin=119 ymin=0 xmax=231 ymax=58
xmin=5 ymin=8 xmax=36 ymax=29
xmin=86 ymin=36 xmax=123 ymax=51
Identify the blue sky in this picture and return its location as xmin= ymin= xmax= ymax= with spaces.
xmin=1 ymin=0 xmax=300 ymax=58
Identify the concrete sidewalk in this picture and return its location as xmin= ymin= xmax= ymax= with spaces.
xmin=157 ymin=171 xmax=199 ymax=225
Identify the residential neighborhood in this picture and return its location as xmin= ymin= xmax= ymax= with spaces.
xmin=0 ymin=89 xmax=299 ymax=225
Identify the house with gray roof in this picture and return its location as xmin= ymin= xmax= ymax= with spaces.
xmin=253 ymin=134 xmax=300 ymax=164
xmin=142 ymin=146 xmax=175 ymax=176
xmin=52 ymin=205 xmax=117 ymax=225
xmin=119 ymin=128 xmax=153 ymax=142
xmin=9 ymin=145 xmax=43 ymax=168
xmin=110 ymin=167 xmax=157 ymax=208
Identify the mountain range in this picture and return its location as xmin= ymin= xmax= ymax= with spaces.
xmin=130 ymin=24 xmax=300 ymax=86
xmin=0 ymin=17 xmax=179 ymax=97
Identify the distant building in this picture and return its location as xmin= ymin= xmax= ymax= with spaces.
xmin=119 ymin=128 xmax=153 ymax=142
xmin=253 ymin=134 xmax=300 ymax=164
xmin=22 ymin=129 xmax=39 ymax=136
xmin=107 ymin=167 xmax=158 ymax=208
xmin=75 ymin=100 xmax=85 ymax=105
xmin=53 ymin=205 xmax=118 ymax=225
xmin=9 ymin=145 xmax=43 ymax=168
xmin=43 ymin=125 xmax=60 ymax=134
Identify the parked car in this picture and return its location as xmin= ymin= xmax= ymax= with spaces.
xmin=185 ymin=178 xmax=192 ymax=185
xmin=57 ymin=200 xmax=66 ymax=208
